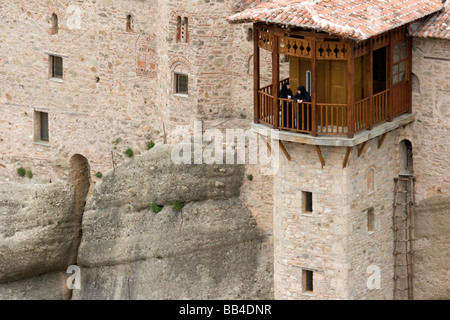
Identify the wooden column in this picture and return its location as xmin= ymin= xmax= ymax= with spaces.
xmin=407 ymin=35 xmax=413 ymax=113
xmin=253 ymin=26 xmax=260 ymax=124
xmin=367 ymin=40 xmax=374 ymax=130
xmin=311 ymin=35 xmax=317 ymax=137
xmin=272 ymin=33 xmax=280 ymax=129
xmin=388 ymin=30 xmax=394 ymax=121
xmin=347 ymin=42 xmax=355 ymax=138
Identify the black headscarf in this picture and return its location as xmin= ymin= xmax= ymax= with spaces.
xmin=293 ymin=86 xmax=311 ymax=103
xmin=279 ymin=82 xmax=293 ymax=99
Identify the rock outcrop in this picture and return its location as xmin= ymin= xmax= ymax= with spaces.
xmin=0 ymin=144 xmax=273 ymax=299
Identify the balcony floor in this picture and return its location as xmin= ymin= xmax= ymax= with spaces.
xmin=253 ymin=113 xmax=415 ymax=147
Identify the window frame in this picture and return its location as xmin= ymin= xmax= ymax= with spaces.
xmin=303 ymin=191 xmax=313 ymax=213
xmin=34 ymin=110 xmax=50 ymax=144
xmin=303 ymin=270 xmax=314 ymax=293
xmin=49 ymin=55 xmax=63 ymax=80
xmin=367 ymin=208 xmax=375 ymax=232
xmin=174 ymin=72 xmax=189 ymax=96
xmin=392 ymin=39 xmax=408 ymax=86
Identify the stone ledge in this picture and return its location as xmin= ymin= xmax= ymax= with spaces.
xmin=252 ymin=113 xmax=415 ymax=147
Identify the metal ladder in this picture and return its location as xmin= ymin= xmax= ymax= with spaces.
xmin=393 ymin=175 xmax=415 ymax=300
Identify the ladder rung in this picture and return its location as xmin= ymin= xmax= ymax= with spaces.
xmin=396 ymin=239 xmax=415 ymax=242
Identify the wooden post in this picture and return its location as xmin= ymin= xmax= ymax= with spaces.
xmin=407 ymin=35 xmax=413 ymax=113
xmin=254 ymin=25 xmax=260 ymax=124
xmin=367 ymin=40 xmax=374 ymax=130
xmin=311 ymin=34 xmax=317 ymax=136
xmin=347 ymin=42 xmax=355 ymax=138
xmin=272 ymin=33 xmax=280 ymax=129
xmin=388 ymin=30 xmax=394 ymax=121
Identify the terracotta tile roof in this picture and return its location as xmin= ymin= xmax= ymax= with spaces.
xmin=227 ymin=0 xmax=444 ymax=40
xmin=411 ymin=1 xmax=450 ymax=39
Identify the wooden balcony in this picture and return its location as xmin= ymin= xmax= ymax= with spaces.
xmin=253 ymin=23 xmax=413 ymax=139
xmin=257 ymin=79 xmax=410 ymax=137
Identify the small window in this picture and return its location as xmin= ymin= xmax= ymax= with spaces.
xmin=51 ymin=14 xmax=58 ymax=35
xmin=34 ymin=111 xmax=49 ymax=142
xmin=303 ymin=270 xmax=313 ymax=293
xmin=304 ymin=191 xmax=313 ymax=213
xmin=246 ymin=28 xmax=253 ymax=42
xmin=367 ymin=208 xmax=375 ymax=232
xmin=126 ymin=14 xmax=133 ymax=32
xmin=177 ymin=16 xmax=188 ymax=43
xmin=306 ymin=70 xmax=312 ymax=94
xmin=175 ymin=73 xmax=188 ymax=95
xmin=50 ymin=55 xmax=63 ymax=79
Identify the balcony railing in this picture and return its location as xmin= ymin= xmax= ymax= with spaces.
xmin=257 ymin=79 xmax=411 ymax=137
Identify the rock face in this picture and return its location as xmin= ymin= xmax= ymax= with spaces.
xmin=73 ymin=145 xmax=272 ymax=299
xmin=413 ymin=195 xmax=450 ymax=300
xmin=0 ymin=183 xmax=77 ymax=284
xmin=0 ymin=145 xmax=273 ymax=299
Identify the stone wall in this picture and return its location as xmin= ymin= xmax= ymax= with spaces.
xmin=273 ymin=143 xmax=350 ymax=299
xmin=0 ymin=0 xmax=264 ymax=183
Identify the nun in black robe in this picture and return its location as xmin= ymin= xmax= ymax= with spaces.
xmin=279 ymin=82 xmax=293 ymax=128
xmin=292 ymin=86 xmax=312 ymax=131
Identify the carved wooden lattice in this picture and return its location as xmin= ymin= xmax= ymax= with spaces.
xmin=258 ymin=29 xmax=274 ymax=52
xmin=372 ymin=32 xmax=390 ymax=50
xmin=316 ymin=42 xmax=348 ymax=60
xmin=279 ymin=37 xmax=313 ymax=58
xmin=392 ymin=26 xmax=407 ymax=42
xmin=354 ymin=40 xmax=369 ymax=58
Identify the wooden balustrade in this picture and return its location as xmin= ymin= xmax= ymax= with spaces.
xmin=279 ymin=99 xmax=312 ymax=134
xmin=258 ymin=90 xmax=274 ymax=126
xmin=257 ymin=81 xmax=409 ymax=136
xmin=353 ymin=97 xmax=370 ymax=133
xmin=373 ymin=89 xmax=390 ymax=125
xmin=316 ymin=103 xmax=348 ymax=135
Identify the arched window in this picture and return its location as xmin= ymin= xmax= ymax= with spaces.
xmin=399 ymin=140 xmax=413 ymax=175
xmin=126 ymin=14 xmax=134 ymax=32
xmin=51 ymin=13 xmax=58 ymax=35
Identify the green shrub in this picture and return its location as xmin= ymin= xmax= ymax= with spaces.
xmin=150 ymin=203 xmax=162 ymax=214
xmin=146 ymin=141 xmax=155 ymax=150
xmin=17 ymin=167 xmax=26 ymax=177
xmin=95 ymin=171 xmax=103 ymax=178
xmin=172 ymin=201 xmax=185 ymax=212
xmin=247 ymin=174 xmax=253 ymax=181
xmin=124 ymin=148 xmax=134 ymax=157
xmin=26 ymin=170 xmax=33 ymax=179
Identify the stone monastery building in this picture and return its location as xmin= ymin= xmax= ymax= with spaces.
xmin=0 ymin=0 xmax=449 ymax=300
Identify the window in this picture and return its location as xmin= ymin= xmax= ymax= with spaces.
xmin=34 ymin=111 xmax=49 ymax=142
xmin=246 ymin=28 xmax=253 ymax=42
xmin=177 ymin=16 xmax=188 ymax=43
xmin=175 ymin=73 xmax=188 ymax=95
xmin=51 ymin=14 xmax=58 ymax=35
xmin=392 ymin=40 xmax=407 ymax=85
xmin=303 ymin=191 xmax=313 ymax=213
xmin=303 ymin=270 xmax=313 ymax=293
xmin=367 ymin=208 xmax=375 ymax=232
xmin=126 ymin=14 xmax=134 ymax=32
xmin=306 ymin=70 xmax=312 ymax=94
xmin=50 ymin=55 xmax=63 ymax=79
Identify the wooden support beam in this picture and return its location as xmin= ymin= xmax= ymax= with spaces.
xmin=279 ymin=141 xmax=291 ymax=161
xmin=272 ymin=33 xmax=280 ymax=129
xmin=347 ymin=42 xmax=355 ymax=138
xmin=254 ymin=26 xmax=260 ymax=124
xmin=378 ymin=133 xmax=387 ymax=149
xmin=259 ymin=135 xmax=272 ymax=153
xmin=358 ymin=141 xmax=368 ymax=157
xmin=315 ymin=145 xmax=325 ymax=168
xmin=343 ymin=146 xmax=352 ymax=168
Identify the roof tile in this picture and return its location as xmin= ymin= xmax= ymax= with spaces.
xmin=227 ymin=0 xmax=444 ymax=40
